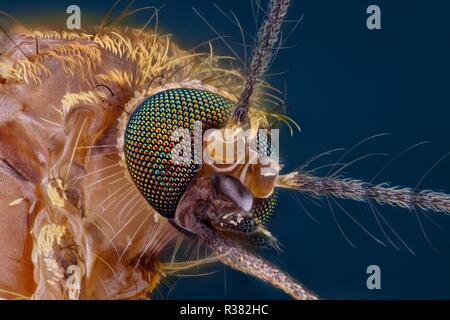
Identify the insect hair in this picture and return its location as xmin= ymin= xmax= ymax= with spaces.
xmin=0 ymin=0 xmax=448 ymax=301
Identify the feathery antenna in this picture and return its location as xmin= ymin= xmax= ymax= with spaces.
xmin=278 ymin=172 xmax=450 ymax=214
xmin=233 ymin=0 xmax=291 ymax=124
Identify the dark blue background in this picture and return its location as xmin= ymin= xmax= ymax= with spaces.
xmin=2 ymin=0 xmax=450 ymax=299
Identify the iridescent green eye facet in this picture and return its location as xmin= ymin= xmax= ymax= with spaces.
xmin=124 ymin=88 xmax=234 ymax=218
xmin=252 ymin=192 xmax=278 ymax=226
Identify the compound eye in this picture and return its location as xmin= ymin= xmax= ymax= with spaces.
xmin=124 ymin=88 xmax=234 ymax=218
xmin=252 ymin=192 xmax=278 ymax=226
xmin=244 ymin=193 xmax=279 ymax=249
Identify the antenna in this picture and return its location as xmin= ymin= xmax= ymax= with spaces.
xmin=233 ymin=0 xmax=291 ymax=124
